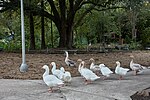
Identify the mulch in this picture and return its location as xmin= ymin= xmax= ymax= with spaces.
xmin=130 ymin=87 xmax=150 ymax=100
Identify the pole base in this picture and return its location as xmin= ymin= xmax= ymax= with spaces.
xmin=20 ymin=63 xmax=28 ymax=72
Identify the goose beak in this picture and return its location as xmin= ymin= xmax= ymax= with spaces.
xmin=77 ymin=59 xmax=82 ymax=62
xmin=56 ymin=64 xmax=59 ymax=66
xmin=130 ymin=55 xmax=134 ymax=58
xmin=89 ymin=58 xmax=94 ymax=61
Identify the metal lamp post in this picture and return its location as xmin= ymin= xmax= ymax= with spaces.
xmin=19 ymin=0 xmax=28 ymax=72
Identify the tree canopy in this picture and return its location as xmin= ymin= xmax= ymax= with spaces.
xmin=0 ymin=0 xmax=150 ymax=50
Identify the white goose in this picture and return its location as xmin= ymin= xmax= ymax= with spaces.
xmin=60 ymin=67 xmax=72 ymax=83
xmin=79 ymin=61 xmax=100 ymax=84
xmin=130 ymin=59 xmax=143 ymax=75
xmin=99 ymin=64 xmax=113 ymax=79
xmin=115 ymin=61 xmax=130 ymax=80
xmin=65 ymin=51 xmax=76 ymax=67
xmin=42 ymin=65 xmax=64 ymax=92
xmin=50 ymin=62 xmax=65 ymax=80
xmin=89 ymin=58 xmax=101 ymax=75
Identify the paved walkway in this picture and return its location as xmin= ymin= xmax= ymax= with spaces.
xmin=0 ymin=69 xmax=150 ymax=100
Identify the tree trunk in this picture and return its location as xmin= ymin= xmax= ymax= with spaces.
xmin=58 ymin=24 xmax=67 ymax=48
xmin=130 ymin=9 xmax=138 ymax=41
xmin=58 ymin=22 xmax=74 ymax=49
xmin=50 ymin=11 xmax=54 ymax=47
xmin=66 ymin=25 xmax=73 ymax=49
xmin=131 ymin=12 xmax=136 ymax=40
xmin=41 ymin=0 xmax=46 ymax=49
xmin=29 ymin=3 xmax=35 ymax=50
xmin=132 ymin=25 xmax=136 ymax=40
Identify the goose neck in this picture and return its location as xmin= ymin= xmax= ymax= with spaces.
xmin=130 ymin=59 xmax=133 ymax=65
xmin=81 ymin=62 xmax=84 ymax=69
xmin=99 ymin=64 xmax=103 ymax=69
xmin=52 ymin=63 xmax=56 ymax=72
xmin=117 ymin=62 xmax=120 ymax=67
xmin=43 ymin=67 xmax=49 ymax=77
xmin=65 ymin=52 xmax=69 ymax=57
xmin=78 ymin=62 xmax=81 ymax=69
xmin=90 ymin=62 xmax=94 ymax=68
xmin=78 ymin=62 xmax=82 ymax=71
xmin=65 ymin=52 xmax=69 ymax=61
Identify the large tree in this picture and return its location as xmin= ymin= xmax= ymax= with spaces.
xmin=0 ymin=0 xmax=122 ymax=49
xmin=43 ymin=0 xmax=120 ymax=48
xmin=126 ymin=0 xmax=144 ymax=41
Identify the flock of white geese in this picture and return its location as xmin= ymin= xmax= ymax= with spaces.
xmin=42 ymin=51 xmax=148 ymax=92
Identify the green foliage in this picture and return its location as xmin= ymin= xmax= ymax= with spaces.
xmin=0 ymin=0 xmax=150 ymax=51
xmin=141 ymin=27 xmax=150 ymax=47
xmin=128 ymin=41 xmax=142 ymax=50
xmin=2 ymin=40 xmax=21 ymax=51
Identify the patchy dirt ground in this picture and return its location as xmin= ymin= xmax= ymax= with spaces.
xmin=0 ymin=50 xmax=150 ymax=80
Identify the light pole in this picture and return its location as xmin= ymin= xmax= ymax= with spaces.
xmin=20 ymin=0 xmax=28 ymax=72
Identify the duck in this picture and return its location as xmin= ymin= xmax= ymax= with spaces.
xmin=130 ymin=58 xmax=143 ymax=75
xmin=42 ymin=65 xmax=64 ymax=92
xmin=50 ymin=62 xmax=65 ymax=80
xmin=89 ymin=58 xmax=101 ymax=75
xmin=79 ymin=61 xmax=100 ymax=84
xmin=99 ymin=64 xmax=113 ymax=79
xmin=115 ymin=61 xmax=130 ymax=80
xmin=65 ymin=51 xmax=76 ymax=67
xmin=60 ymin=67 xmax=72 ymax=83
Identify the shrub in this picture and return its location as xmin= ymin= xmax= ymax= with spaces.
xmin=141 ymin=27 xmax=150 ymax=48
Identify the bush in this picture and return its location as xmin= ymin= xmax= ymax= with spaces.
xmin=129 ymin=41 xmax=142 ymax=50
xmin=141 ymin=27 xmax=150 ymax=48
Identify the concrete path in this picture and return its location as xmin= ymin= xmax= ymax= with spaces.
xmin=0 ymin=69 xmax=150 ymax=100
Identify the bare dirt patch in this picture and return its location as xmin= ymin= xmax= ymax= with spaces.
xmin=0 ymin=50 xmax=150 ymax=80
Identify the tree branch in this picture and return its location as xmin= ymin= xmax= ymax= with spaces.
xmin=47 ymin=0 xmax=60 ymax=20
xmin=74 ymin=0 xmax=84 ymax=13
xmin=74 ymin=5 xmax=95 ymax=28
xmin=67 ymin=0 xmax=74 ymax=21
xmin=0 ymin=0 xmax=57 ymax=26
xmin=0 ymin=0 xmax=19 ymax=12
xmin=59 ymin=0 xmax=66 ymax=20
xmin=74 ymin=1 xmax=126 ymax=29
xmin=93 ymin=6 xmax=126 ymax=12
xmin=75 ymin=0 xmax=117 ymax=12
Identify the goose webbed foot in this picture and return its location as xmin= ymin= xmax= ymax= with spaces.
xmin=84 ymin=80 xmax=92 ymax=85
xmin=119 ymin=76 xmax=123 ymax=80
xmin=48 ymin=87 xmax=53 ymax=93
